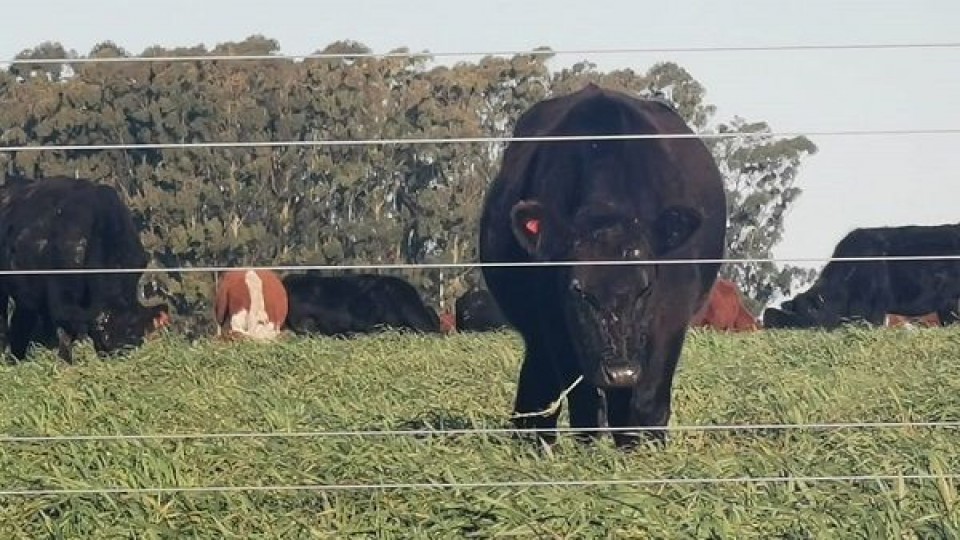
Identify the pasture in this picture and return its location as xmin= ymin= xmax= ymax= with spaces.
xmin=0 ymin=328 xmax=959 ymax=538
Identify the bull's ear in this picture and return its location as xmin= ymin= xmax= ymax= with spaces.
xmin=510 ymin=200 xmax=548 ymax=256
xmin=653 ymin=205 xmax=702 ymax=255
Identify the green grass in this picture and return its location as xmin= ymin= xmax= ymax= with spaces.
xmin=1 ymin=327 xmax=960 ymax=538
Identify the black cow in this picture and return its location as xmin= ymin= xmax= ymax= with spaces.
xmin=478 ymin=84 xmax=727 ymax=448
xmin=454 ymin=288 xmax=509 ymax=332
xmin=763 ymin=224 xmax=960 ymax=329
xmin=0 ymin=176 xmax=170 ymax=362
xmin=283 ymin=273 xmax=443 ymax=336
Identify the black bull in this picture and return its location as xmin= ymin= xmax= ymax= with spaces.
xmin=0 ymin=176 xmax=169 ymax=362
xmin=764 ymin=224 xmax=960 ymax=329
xmin=478 ymin=84 xmax=727 ymax=448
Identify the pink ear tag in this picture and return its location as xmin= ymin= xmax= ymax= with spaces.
xmin=524 ymin=218 xmax=540 ymax=236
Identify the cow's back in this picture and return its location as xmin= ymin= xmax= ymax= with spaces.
xmin=215 ymin=269 xmax=288 ymax=340
xmin=284 ymin=274 xmax=380 ymax=334
xmin=690 ymin=279 xmax=759 ymax=332
xmin=356 ymin=275 xmax=442 ymax=333
xmin=284 ymin=273 xmax=440 ymax=335
xmin=844 ymin=225 xmax=960 ymax=316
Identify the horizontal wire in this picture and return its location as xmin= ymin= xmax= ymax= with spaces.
xmin=2 ymin=37 xmax=955 ymax=501
xmin=2 ymin=420 xmax=957 ymax=444
xmin=1 ymin=473 xmax=956 ymax=497
xmin=0 ymin=254 xmax=959 ymax=277
xmin=0 ymin=128 xmax=958 ymax=153
xmin=5 ymin=41 xmax=960 ymax=66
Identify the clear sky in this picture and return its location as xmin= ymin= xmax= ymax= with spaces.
xmin=2 ymin=0 xmax=958 ymax=269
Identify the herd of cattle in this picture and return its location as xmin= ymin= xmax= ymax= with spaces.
xmin=2 ymin=83 xmax=959 ymax=447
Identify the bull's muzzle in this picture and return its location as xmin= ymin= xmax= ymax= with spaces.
xmin=596 ymin=363 xmax=642 ymax=388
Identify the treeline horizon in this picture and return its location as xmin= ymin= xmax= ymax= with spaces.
xmin=0 ymin=35 xmax=818 ymax=334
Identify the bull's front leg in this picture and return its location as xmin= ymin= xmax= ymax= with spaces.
xmin=563 ymin=370 xmax=604 ymax=445
xmin=606 ymin=334 xmax=685 ymax=449
xmin=607 ymin=384 xmax=673 ymax=449
xmin=511 ymin=341 xmax=565 ymax=449
xmin=8 ymin=306 xmax=39 ymax=362
xmin=55 ymin=327 xmax=74 ymax=364
xmin=0 ymin=294 xmax=9 ymax=361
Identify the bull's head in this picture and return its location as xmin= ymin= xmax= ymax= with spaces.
xmin=136 ymin=286 xmax=171 ymax=332
xmin=509 ymin=198 xmax=703 ymax=388
xmin=764 ymin=273 xmax=852 ymax=330
xmin=782 ymin=289 xmax=837 ymax=327
xmin=762 ymin=306 xmax=804 ymax=329
xmin=91 ymin=289 xmax=170 ymax=356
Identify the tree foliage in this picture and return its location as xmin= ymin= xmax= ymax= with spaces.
xmin=0 ymin=36 xmax=817 ymax=329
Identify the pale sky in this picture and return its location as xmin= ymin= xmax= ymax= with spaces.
xmin=2 ymin=0 xmax=958 ymax=270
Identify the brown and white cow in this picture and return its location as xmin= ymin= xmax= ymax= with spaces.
xmin=884 ymin=312 xmax=941 ymax=329
xmin=689 ymin=278 xmax=760 ymax=332
xmin=214 ymin=269 xmax=288 ymax=341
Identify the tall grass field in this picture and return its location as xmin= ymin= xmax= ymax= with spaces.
xmin=0 ymin=327 xmax=959 ymax=538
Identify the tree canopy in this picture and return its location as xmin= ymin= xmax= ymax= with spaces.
xmin=0 ymin=35 xmax=818 ymax=329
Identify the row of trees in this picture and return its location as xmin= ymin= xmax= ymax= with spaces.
xmin=0 ymin=35 xmax=817 ymax=331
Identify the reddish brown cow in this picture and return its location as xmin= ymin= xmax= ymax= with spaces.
xmin=689 ymin=279 xmax=759 ymax=332
xmin=884 ymin=312 xmax=941 ymax=328
xmin=214 ymin=269 xmax=289 ymax=341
